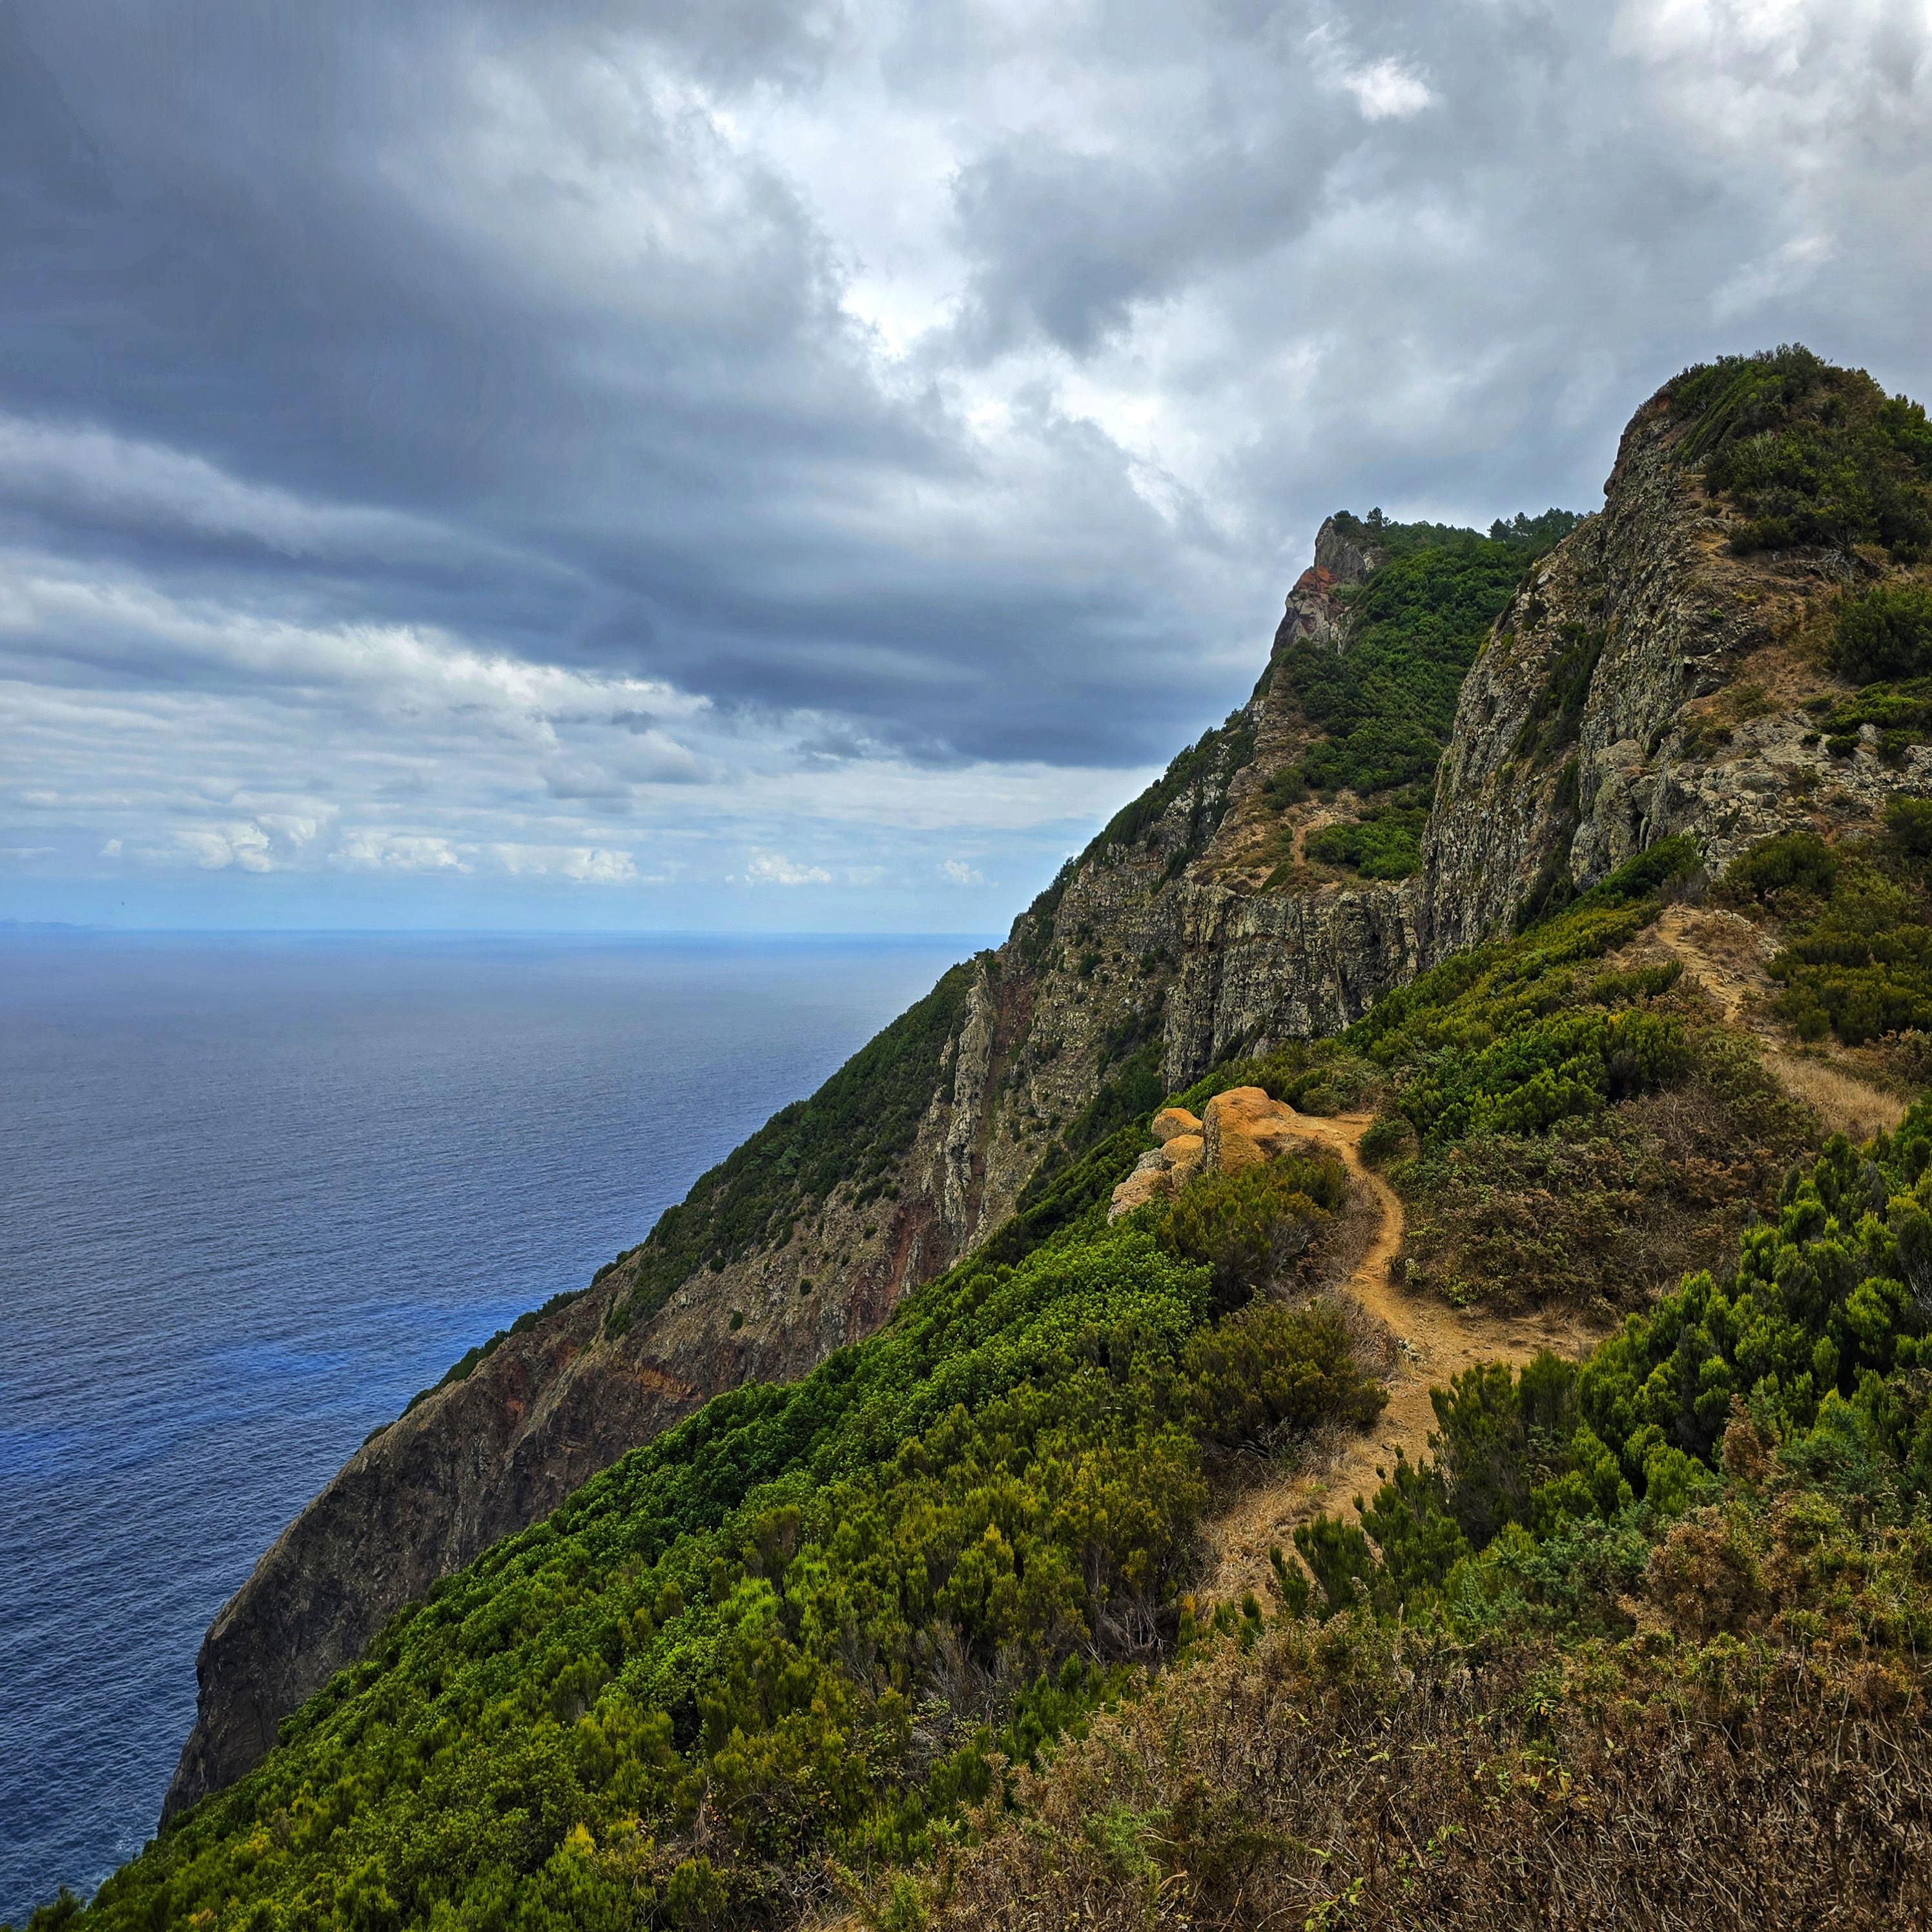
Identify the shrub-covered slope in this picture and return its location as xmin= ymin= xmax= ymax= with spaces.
xmin=27 ymin=840 xmax=1865 ymax=1932
xmin=921 ymin=1095 xmax=1932 ymax=1928
xmin=146 ymin=342 xmax=1932 ymax=1894
xmin=163 ymin=494 xmax=1572 ymax=1822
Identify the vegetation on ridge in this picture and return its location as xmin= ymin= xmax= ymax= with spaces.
xmin=1266 ymin=509 xmax=1580 ymax=882
xmin=1667 ymin=342 xmax=1932 ymax=560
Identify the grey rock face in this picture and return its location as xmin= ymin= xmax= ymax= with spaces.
xmin=1421 ymin=385 xmax=1900 ymax=961
xmin=169 ymin=401 xmax=1922 ymax=1822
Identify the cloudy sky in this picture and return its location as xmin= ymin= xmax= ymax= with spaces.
xmin=3 ymin=0 xmax=1929 ymax=930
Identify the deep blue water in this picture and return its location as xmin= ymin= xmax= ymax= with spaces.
xmin=0 ymin=932 xmax=974 ymax=1922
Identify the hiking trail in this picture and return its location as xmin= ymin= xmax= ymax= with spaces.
xmin=1202 ymin=1106 xmax=1598 ymax=1605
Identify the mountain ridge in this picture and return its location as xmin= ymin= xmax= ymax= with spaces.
xmin=159 ymin=345 xmax=1932 ymax=1830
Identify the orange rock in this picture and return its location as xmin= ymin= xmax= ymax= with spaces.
xmin=1162 ymin=1133 xmax=1206 ymax=1183
xmin=1203 ymin=1087 xmax=1286 ymax=1171
xmin=1107 ymin=1166 xmax=1175 ymax=1220
xmin=1151 ymin=1105 xmax=1203 ymax=1143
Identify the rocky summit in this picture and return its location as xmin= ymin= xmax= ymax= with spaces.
xmin=74 ymin=347 xmax=1932 ymax=1932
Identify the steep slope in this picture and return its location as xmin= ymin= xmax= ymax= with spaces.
xmin=1424 ymin=346 xmax=1932 ymax=951
xmin=52 ymin=823 xmax=1932 ymax=1932
xmin=163 ymin=509 xmax=1539 ymax=1817
xmin=163 ymin=345 xmax=1932 ymax=1822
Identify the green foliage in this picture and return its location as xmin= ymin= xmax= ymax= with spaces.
xmin=1303 ymin=803 xmax=1427 ymax=880
xmin=1721 ymin=830 xmax=1838 ymax=908
xmin=1306 ymin=1105 xmax=1932 ymax=1634
xmin=1355 ymin=1115 xmax=1412 ymax=1167
xmin=1181 ymin=1302 xmax=1384 ymax=1457
xmin=1260 ymin=766 xmax=1308 ymax=810
xmin=1807 ymin=675 xmax=1932 ymax=768
xmin=64 ymin=1132 xmax=1390 ymax=1932
xmin=610 ymin=961 xmax=980 ymax=1334
xmin=1284 ymin=531 xmax=1541 ymax=797
xmin=1831 ymin=582 xmax=1932 ymax=683
xmin=1511 ymin=626 xmax=1607 ymax=766
xmin=1734 ymin=814 xmax=1932 ymax=1045
xmin=1667 ymin=345 xmax=1932 ymax=560
xmin=1081 ymin=711 xmax=1255 ymax=870
xmin=1488 ymin=508 xmax=1585 ymax=550
xmin=1152 ymin=1153 xmax=1348 ymax=1313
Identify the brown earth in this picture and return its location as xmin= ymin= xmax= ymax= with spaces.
xmin=1634 ymin=903 xmax=1905 ymax=1141
xmin=1202 ymin=1108 xmax=1599 ymax=1604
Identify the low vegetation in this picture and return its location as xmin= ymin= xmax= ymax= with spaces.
xmin=896 ymin=1105 xmax=1932 ymax=1929
xmin=607 ymin=961 xmax=980 ymax=1336
xmin=1669 ymin=342 xmax=1932 ymax=560
xmin=1722 ymin=803 xmax=1932 ymax=1048
xmin=40 ymin=1110 xmax=1377 ymax=1932
xmin=1266 ymin=511 xmax=1578 ymax=881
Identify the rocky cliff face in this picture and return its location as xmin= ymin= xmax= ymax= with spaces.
xmin=168 ymin=360 xmax=1927 ymax=1821
xmin=1421 ymin=375 xmax=1925 ymax=958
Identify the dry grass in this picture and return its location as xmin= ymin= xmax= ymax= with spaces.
xmin=918 ymin=1620 xmax=1932 ymax=1932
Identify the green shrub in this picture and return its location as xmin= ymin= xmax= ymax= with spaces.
xmin=1669 ymin=345 xmax=1932 ymax=560
xmin=1304 ymin=805 xmax=1427 ymax=880
xmin=1182 ymin=1302 xmax=1384 ymax=1456
xmin=1155 ymin=1153 xmax=1348 ymax=1313
xmin=1286 ymin=532 xmax=1545 ymax=798
xmin=1262 ymin=767 xmax=1308 ymax=810
xmin=1831 ymin=583 xmax=1932 ymax=683
xmin=1357 ymin=1115 xmax=1413 ymax=1167
xmin=1721 ymin=830 xmax=1838 ymax=907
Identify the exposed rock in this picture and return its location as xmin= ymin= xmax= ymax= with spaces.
xmin=1151 ymin=1106 xmax=1203 ymax=1143
xmin=1164 ymin=1134 xmax=1206 ymax=1184
xmin=1419 ymin=380 xmax=1918 ymax=958
xmin=1107 ymin=1167 xmax=1175 ymax=1219
xmin=170 ymin=379 xmax=1932 ymax=1823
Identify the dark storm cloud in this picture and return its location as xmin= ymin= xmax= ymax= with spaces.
xmin=3 ymin=0 xmax=1930 ymax=920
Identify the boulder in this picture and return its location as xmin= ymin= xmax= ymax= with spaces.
xmin=1162 ymin=1133 xmax=1206 ymax=1184
xmin=1107 ymin=1166 xmax=1174 ymax=1220
xmin=1151 ymin=1105 xmax=1204 ymax=1143
xmin=1213 ymin=1129 xmax=1268 ymax=1173
xmin=1204 ymin=1087 xmax=1288 ymax=1172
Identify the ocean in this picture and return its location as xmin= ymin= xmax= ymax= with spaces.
xmin=0 ymin=932 xmax=976 ymax=1922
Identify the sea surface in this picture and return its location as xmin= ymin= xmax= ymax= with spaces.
xmin=0 ymin=932 xmax=976 ymax=1922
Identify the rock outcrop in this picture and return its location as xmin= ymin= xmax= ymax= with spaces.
xmin=1109 ymin=1087 xmax=1331 ymax=1217
xmin=1420 ymin=375 xmax=1925 ymax=956
xmin=167 ymin=361 xmax=1932 ymax=1822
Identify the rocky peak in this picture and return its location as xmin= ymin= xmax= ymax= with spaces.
xmin=164 ymin=350 xmax=1932 ymax=1825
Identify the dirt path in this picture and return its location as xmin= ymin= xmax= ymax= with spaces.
xmin=1203 ymin=1108 xmax=1599 ymax=1605
xmin=1639 ymin=905 xmax=1904 ymax=1142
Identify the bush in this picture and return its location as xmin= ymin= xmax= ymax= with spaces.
xmin=1182 ymin=1302 xmax=1384 ymax=1456
xmin=1669 ymin=346 xmax=1932 ymax=560
xmin=1155 ymin=1153 xmax=1348 ymax=1313
xmin=1357 ymin=1115 xmax=1413 ymax=1167
xmin=1832 ymin=583 xmax=1932 ymax=683
xmin=1721 ymin=830 xmax=1838 ymax=907
xmin=1287 ymin=533 xmax=1542 ymax=798
xmin=1304 ymin=805 xmax=1427 ymax=880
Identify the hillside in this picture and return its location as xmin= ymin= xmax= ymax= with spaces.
xmin=78 ymin=345 xmax=1932 ymax=1926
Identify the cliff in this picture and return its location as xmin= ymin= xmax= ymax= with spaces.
xmin=164 ymin=347 xmax=1932 ymax=1818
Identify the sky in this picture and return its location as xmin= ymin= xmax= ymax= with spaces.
xmin=2 ymin=0 xmax=1929 ymax=933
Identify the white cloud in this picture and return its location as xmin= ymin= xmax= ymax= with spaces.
xmin=745 ymin=851 xmax=833 ymax=885
xmin=1339 ymin=57 xmax=1435 ymax=120
xmin=333 ymin=831 xmax=469 ymax=874
xmin=493 ymin=843 xmax=640 ymax=883
xmin=177 ymin=823 xmax=276 ymax=872
xmin=99 ymin=838 xmax=121 ymax=858
xmin=940 ymin=858 xmax=985 ymax=886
